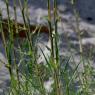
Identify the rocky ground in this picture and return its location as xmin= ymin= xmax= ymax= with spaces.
xmin=0 ymin=0 xmax=95 ymax=94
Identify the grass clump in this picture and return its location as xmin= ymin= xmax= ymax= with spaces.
xmin=0 ymin=0 xmax=95 ymax=95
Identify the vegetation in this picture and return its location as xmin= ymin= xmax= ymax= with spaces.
xmin=0 ymin=0 xmax=95 ymax=95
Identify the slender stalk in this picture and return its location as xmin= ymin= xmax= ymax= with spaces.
xmin=48 ymin=0 xmax=54 ymax=59
xmin=53 ymin=0 xmax=61 ymax=95
xmin=74 ymin=10 xmax=83 ymax=54
xmin=71 ymin=2 xmax=89 ymax=94
xmin=54 ymin=0 xmax=59 ymax=62
xmin=0 ymin=9 xmax=8 ymax=62
xmin=18 ymin=0 xmax=32 ymax=51
xmin=13 ymin=0 xmax=18 ymax=34
xmin=0 ymin=8 xmax=12 ymax=76
xmin=24 ymin=0 xmax=35 ymax=53
xmin=5 ymin=0 xmax=11 ymax=33
xmin=5 ymin=2 xmax=20 ymax=94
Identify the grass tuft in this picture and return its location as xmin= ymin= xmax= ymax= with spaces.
xmin=0 ymin=0 xmax=95 ymax=95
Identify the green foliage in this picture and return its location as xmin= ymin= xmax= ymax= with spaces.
xmin=0 ymin=0 xmax=95 ymax=95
